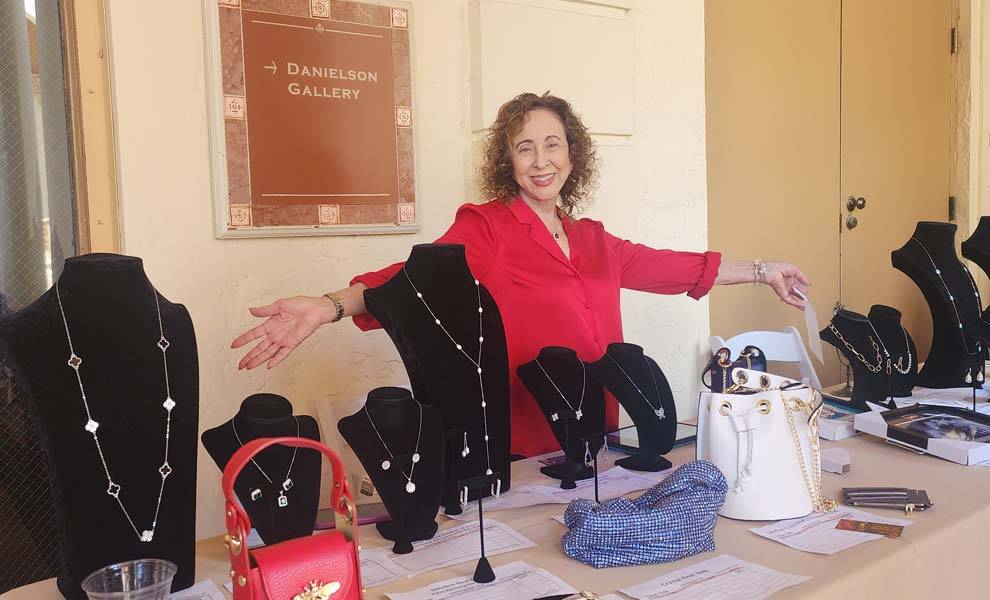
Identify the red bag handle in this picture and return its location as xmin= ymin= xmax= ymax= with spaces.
xmin=221 ymin=436 xmax=358 ymax=594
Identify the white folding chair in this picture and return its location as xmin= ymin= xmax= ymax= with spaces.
xmin=709 ymin=326 xmax=822 ymax=391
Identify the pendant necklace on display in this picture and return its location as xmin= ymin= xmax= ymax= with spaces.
xmin=56 ymin=281 xmax=175 ymax=543
xmin=403 ymin=266 xmax=495 ymax=476
xmin=605 ymin=354 xmax=666 ymax=419
xmin=535 ymin=356 xmax=586 ymax=421
xmin=364 ymin=401 xmax=423 ymax=494
xmin=231 ymin=416 xmax=299 ymax=507
xmin=867 ymin=320 xmax=914 ymax=376
xmin=909 ymin=238 xmax=985 ymax=382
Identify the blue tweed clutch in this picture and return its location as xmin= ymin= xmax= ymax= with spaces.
xmin=561 ymin=460 xmax=727 ymax=568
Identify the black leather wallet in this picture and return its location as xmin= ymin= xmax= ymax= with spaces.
xmin=842 ymin=487 xmax=933 ymax=513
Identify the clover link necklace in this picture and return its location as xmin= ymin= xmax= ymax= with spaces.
xmin=364 ymin=401 xmax=423 ymax=494
xmin=535 ymin=356 xmax=586 ymax=421
xmin=402 ymin=266 xmax=495 ymax=476
xmin=56 ymin=281 xmax=174 ymax=543
xmin=605 ymin=354 xmax=666 ymax=419
xmin=231 ymin=416 xmax=299 ymax=507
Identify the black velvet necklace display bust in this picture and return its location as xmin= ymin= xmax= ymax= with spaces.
xmin=518 ymin=347 xmax=605 ymax=485
xmin=363 ymin=245 xmax=511 ymax=514
xmin=0 ymin=254 xmax=198 ymax=599
xmin=820 ymin=308 xmax=916 ymax=407
xmin=338 ymin=387 xmax=443 ymax=553
xmin=201 ymin=394 xmax=321 ymax=545
xmin=589 ymin=343 xmax=677 ymax=472
xmin=892 ymin=222 xmax=989 ymax=388
xmin=962 ymin=217 xmax=990 ymax=341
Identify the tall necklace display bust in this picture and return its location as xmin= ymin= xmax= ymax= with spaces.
xmin=338 ymin=387 xmax=443 ymax=553
xmin=0 ymin=254 xmax=198 ymax=598
xmin=589 ymin=343 xmax=677 ymax=472
xmin=363 ymin=245 xmax=510 ymax=514
xmin=201 ymin=394 xmax=321 ymax=545
xmin=892 ymin=222 xmax=989 ymax=388
xmin=820 ymin=308 xmax=916 ymax=407
xmin=962 ymin=217 xmax=990 ymax=345
xmin=518 ymin=347 xmax=605 ymax=487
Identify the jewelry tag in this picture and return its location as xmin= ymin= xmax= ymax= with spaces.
xmin=792 ymin=288 xmax=824 ymax=363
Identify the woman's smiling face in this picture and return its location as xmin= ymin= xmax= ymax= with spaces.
xmin=509 ymin=108 xmax=572 ymax=203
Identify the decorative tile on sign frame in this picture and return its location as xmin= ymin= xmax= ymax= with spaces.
xmin=395 ymin=106 xmax=412 ymax=128
xmin=391 ymin=7 xmax=408 ymax=28
xmin=229 ymin=204 xmax=251 ymax=227
xmin=310 ymin=0 xmax=329 ymax=18
xmin=398 ymin=203 xmax=416 ymax=223
xmin=224 ymin=95 xmax=246 ymax=119
xmin=219 ymin=0 xmax=240 ymax=6
xmin=319 ymin=204 xmax=340 ymax=225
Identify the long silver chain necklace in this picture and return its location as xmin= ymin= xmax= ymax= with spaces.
xmin=402 ymin=266 xmax=494 ymax=476
xmin=56 ymin=281 xmax=174 ymax=543
xmin=605 ymin=354 xmax=666 ymax=419
xmin=364 ymin=401 xmax=423 ymax=494
xmin=909 ymin=237 xmax=982 ymax=359
xmin=231 ymin=416 xmax=299 ymax=507
xmin=535 ymin=357 xmax=586 ymax=421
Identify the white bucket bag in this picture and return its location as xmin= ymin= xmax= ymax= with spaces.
xmin=697 ymin=369 xmax=836 ymax=520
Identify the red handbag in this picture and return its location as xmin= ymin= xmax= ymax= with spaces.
xmin=222 ymin=436 xmax=364 ymax=600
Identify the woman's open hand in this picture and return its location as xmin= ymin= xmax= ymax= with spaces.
xmin=231 ymin=296 xmax=334 ymax=370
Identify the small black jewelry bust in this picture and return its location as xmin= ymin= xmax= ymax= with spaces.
xmin=820 ymin=308 xmax=916 ymax=407
xmin=517 ymin=347 xmax=606 ymax=487
xmin=589 ymin=343 xmax=677 ymax=472
xmin=202 ymin=394 xmax=321 ymax=545
xmin=892 ymin=222 xmax=989 ymax=388
xmin=338 ymin=387 xmax=444 ymax=553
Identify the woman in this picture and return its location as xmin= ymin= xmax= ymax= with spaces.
xmin=232 ymin=92 xmax=809 ymax=457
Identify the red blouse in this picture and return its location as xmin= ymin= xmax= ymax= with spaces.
xmin=351 ymin=198 xmax=721 ymax=457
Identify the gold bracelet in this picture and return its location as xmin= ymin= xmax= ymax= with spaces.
xmin=323 ymin=292 xmax=345 ymax=323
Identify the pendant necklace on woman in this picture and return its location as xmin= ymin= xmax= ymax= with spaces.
xmin=535 ymin=356 xmax=586 ymax=421
xmin=403 ymin=266 xmax=495 ymax=476
xmin=606 ymin=353 xmax=667 ymax=419
xmin=364 ymin=401 xmax=423 ymax=494
xmin=56 ymin=281 xmax=175 ymax=543
xmin=231 ymin=416 xmax=299 ymax=507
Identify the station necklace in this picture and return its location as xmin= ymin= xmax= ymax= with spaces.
xmin=56 ymin=281 xmax=175 ymax=543
xmin=605 ymin=353 xmax=666 ymax=419
xmin=909 ymin=238 xmax=983 ymax=359
xmin=402 ymin=266 xmax=495 ymax=476
xmin=535 ymin=356 xmax=586 ymax=421
xmin=231 ymin=416 xmax=299 ymax=507
xmin=364 ymin=401 xmax=423 ymax=494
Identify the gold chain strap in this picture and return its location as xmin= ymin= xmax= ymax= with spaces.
xmin=828 ymin=324 xmax=883 ymax=373
xmin=783 ymin=393 xmax=837 ymax=513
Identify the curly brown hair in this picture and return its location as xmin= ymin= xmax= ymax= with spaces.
xmin=479 ymin=92 xmax=598 ymax=217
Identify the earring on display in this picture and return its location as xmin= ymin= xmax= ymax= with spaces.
xmin=490 ymin=479 xmax=501 ymax=499
xmin=584 ymin=441 xmax=594 ymax=468
xmin=459 ymin=486 xmax=469 ymax=508
xmin=461 ymin=432 xmax=471 ymax=458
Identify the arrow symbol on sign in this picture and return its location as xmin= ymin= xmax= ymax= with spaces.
xmin=264 ymin=61 xmax=277 ymax=75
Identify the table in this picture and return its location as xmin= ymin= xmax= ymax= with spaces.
xmin=5 ymin=433 xmax=988 ymax=599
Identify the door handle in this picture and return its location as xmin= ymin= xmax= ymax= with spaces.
xmin=846 ymin=215 xmax=858 ymax=230
xmin=846 ymin=196 xmax=867 ymax=211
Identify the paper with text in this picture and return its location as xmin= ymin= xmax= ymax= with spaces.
xmin=619 ymin=554 xmax=811 ymax=600
xmin=385 ymin=520 xmax=535 ymax=575
xmin=385 ymin=561 xmax=574 ymax=600
xmin=750 ymin=508 xmax=913 ymax=554
xmin=171 ymin=580 xmax=226 ymax=600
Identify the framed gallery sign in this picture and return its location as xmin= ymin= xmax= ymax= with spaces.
xmin=204 ymin=0 xmax=417 ymax=238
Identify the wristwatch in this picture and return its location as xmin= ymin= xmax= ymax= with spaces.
xmin=323 ymin=292 xmax=345 ymax=323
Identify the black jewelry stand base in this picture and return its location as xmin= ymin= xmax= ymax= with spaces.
xmin=539 ymin=463 xmax=594 ymax=490
xmin=376 ymin=520 xmax=439 ymax=554
xmin=615 ymin=453 xmax=672 ymax=472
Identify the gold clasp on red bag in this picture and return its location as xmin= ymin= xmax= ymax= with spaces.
xmin=294 ymin=580 xmax=341 ymax=600
xmin=223 ymin=533 xmax=242 ymax=555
